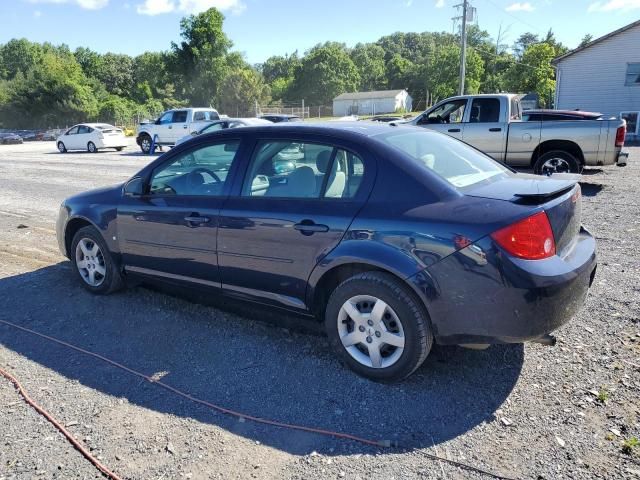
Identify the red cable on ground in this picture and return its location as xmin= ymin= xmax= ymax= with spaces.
xmin=0 ymin=318 xmax=516 ymax=480
xmin=0 ymin=366 xmax=123 ymax=480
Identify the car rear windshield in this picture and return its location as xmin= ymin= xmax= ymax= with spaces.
xmin=376 ymin=129 xmax=509 ymax=189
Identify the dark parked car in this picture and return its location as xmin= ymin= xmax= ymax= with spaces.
xmin=56 ymin=123 xmax=597 ymax=381
xmin=0 ymin=132 xmax=24 ymax=145
xmin=259 ymin=114 xmax=302 ymax=123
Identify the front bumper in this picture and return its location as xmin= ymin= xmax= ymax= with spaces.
xmin=409 ymin=227 xmax=597 ymax=345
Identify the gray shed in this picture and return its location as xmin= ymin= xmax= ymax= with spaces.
xmin=332 ymin=90 xmax=413 ymax=117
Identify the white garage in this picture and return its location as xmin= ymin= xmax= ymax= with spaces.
xmin=333 ymin=90 xmax=413 ymax=117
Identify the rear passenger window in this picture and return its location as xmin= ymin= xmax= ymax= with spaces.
xmin=242 ymin=141 xmax=365 ymax=199
xmin=172 ymin=111 xmax=188 ymax=123
xmin=469 ymin=98 xmax=500 ymax=123
xmin=193 ymin=111 xmax=206 ymax=121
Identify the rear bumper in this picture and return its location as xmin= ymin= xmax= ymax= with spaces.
xmin=617 ymin=150 xmax=629 ymax=166
xmin=97 ymin=136 xmax=127 ymax=148
xmin=409 ymin=227 xmax=597 ymax=345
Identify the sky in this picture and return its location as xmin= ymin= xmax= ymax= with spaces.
xmin=0 ymin=0 xmax=638 ymax=64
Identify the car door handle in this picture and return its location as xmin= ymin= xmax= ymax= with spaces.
xmin=489 ymin=128 xmax=502 ymax=132
xmin=183 ymin=125 xmax=188 ymax=129
xmin=168 ymin=125 xmax=172 ymax=129
xmin=294 ymin=222 xmax=329 ymax=234
xmin=184 ymin=215 xmax=210 ymax=225
xmin=447 ymin=128 xmax=461 ymax=133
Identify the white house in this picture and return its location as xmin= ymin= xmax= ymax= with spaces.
xmin=553 ymin=19 xmax=640 ymax=139
xmin=333 ymin=90 xmax=413 ymax=117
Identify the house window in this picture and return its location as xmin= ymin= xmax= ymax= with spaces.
xmin=625 ymin=63 xmax=640 ymax=86
xmin=621 ymin=112 xmax=639 ymax=136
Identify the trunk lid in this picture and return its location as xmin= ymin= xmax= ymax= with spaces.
xmin=467 ymin=173 xmax=582 ymax=256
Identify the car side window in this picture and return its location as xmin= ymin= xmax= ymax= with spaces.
xmin=242 ymin=141 xmax=363 ymax=199
xmin=158 ymin=112 xmax=173 ymax=125
xmin=148 ymin=141 xmax=241 ymax=197
xmin=469 ymin=98 xmax=500 ymax=123
xmin=66 ymin=126 xmax=79 ymax=135
xmin=193 ymin=111 xmax=206 ymax=121
xmin=426 ymin=99 xmax=467 ymax=124
xmin=172 ymin=111 xmax=188 ymax=123
xmin=206 ymin=111 xmax=220 ymax=121
xmin=77 ymin=126 xmax=90 ymax=134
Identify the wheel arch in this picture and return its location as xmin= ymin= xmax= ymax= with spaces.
xmin=531 ymin=139 xmax=584 ymax=167
xmin=64 ymin=216 xmax=100 ymax=259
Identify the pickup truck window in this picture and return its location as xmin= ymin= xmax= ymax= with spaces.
xmin=378 ymin=130 xmax=508 ymax=189
xmin=158 ymin=112 xmax=173 ymax=125
xmin=172 ymin=111 xmax=188 ymax=123
xmin=469 ymin=98 xmax=500 ymax=123
xmin=424 ymin=99 xmax=467 ymax=125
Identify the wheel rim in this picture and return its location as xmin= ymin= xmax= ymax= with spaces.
xmin=58 ymin=143 xmax=65 ymax=152
xmin=337 ymin=295 xmax=405 ymax=369
xmin=541 ymin=157 xmax=570 ymax=175
xmin=88 ymin=142 xmax=95 ymax=152
xmin=141 ymin=138 xmax=150 ymax=152
xmin=75 ymin=238 xmax=106 ymax=287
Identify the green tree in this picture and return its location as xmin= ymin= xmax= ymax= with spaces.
xmin=217 ymin=68 xmax=271 ymax=116
xmin=513 ymin=32 xmax=539 ymax=59
xmin=289 ymin=43 xmax=360 ymax=105
xmin=170 ymin=7 xmax=233 ymax=105
xmin=578 ymin=34 xmax=594 ymax=48
xmin=95 ymin=53 xmax=134 ymax=97
xmin=0 ymin=51 xmax=97 ymax=128
xmin=0 ymin=39 xmax=43 ymax=79
xmin=505 ymin=42 xmax=556 ymax=106
xmin=74 ymin=47 xmax=102 ymax=77
xmin=350 ymin=43 xmax=387 ymax=91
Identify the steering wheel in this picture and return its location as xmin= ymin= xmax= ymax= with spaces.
xmin=186 ymin=167 xmax=222 ymax=192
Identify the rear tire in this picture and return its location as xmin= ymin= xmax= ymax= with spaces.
xmin=115 ymin=147 xmax=124 ymax=151
xmin=533 ymin=150 xmax=581 ymax=175
xmin=87 ymin=141 xmax=97 ymax=153
xmin=325 ymin=272 xmax=433 ymax=381
xmin=70 ymin=226 xmax=123 ymax=295
xmin=57 ymin=142 xmax=66 ymax=153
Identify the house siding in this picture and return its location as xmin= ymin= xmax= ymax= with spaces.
xmin=555 ymin=24 xmax=640 ymax=116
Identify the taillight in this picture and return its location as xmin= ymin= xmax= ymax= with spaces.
xmin=491 ymin=211 xmax=556 ymax=260
xmin=615 ymin=125 xmax=626 ymax=148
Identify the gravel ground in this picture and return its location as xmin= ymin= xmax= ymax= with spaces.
xmin=0 ymin=140 xmax=638 ymax=480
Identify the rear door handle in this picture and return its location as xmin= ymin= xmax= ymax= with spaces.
xmin=447 ymin=128 xmax=461 ymax=133
xmin=294 ymin=222 xmax=329 ymax=234
xmin=184 ymin=215 xmax=210 ymax=226
xmin=489 ymin=128 xmax=502 ymax=132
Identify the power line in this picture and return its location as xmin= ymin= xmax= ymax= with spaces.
xmin=481 ymin=0 xmax=543 ymax=33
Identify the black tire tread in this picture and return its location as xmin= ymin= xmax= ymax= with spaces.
xmin=534 ymin=150 xmax=581 ymax=175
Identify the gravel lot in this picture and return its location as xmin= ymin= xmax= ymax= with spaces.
xmin=0 ymin=140 xmax=638 ymax=480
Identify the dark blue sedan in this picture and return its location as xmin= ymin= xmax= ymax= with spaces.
xmin=56 ymin=123 xmax=597 ymax=381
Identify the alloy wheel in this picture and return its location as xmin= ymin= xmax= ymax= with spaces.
xmin=541 ymin=157 xmax=571 ymax=175
xmin=75 ymin=238 xmax=106 ymax=287
xmin=337 ymin=295 xmax=405 ymax=369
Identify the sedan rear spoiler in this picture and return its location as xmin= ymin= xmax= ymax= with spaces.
xmin=466 ymin=173 xmax=580 ymax=203
xmin=513 ymin=173 xmax=580 ymax=199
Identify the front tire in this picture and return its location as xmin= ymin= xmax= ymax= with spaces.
xmin=325 ymin=272 xmax=433 ymax=381
xmin=139 ymin=134 xmax=152 ymax=154
xmin=533 ymin=150 xmax=581 ymax=175
xmin=115 ymin=147 xmax=124 ymax=151
xmin=57 ymin=142 xmax=67 ymax=153
xmin=87 ymin=141 xmax=97 ymax=153
xmin=71 ymin=226 xmax=123 ymax=294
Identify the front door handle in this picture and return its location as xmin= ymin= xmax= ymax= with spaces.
xmin=447 ymin=128 xmax=461 ymax=133
xmin=168 ymin=125 xmax=172 ymax=129
xmin=489 ymin=127 xmax=502 ymax=132
xmin=183 ymin=125 xmax=188 ymax=129
xmin=184 ymin=215 xmax=210 ymax=226
xmin=294 ymin=222 xmax=329 ymax=234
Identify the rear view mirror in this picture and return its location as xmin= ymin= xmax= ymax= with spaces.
xmin=124 ymin=177 xmax=144 ymax=196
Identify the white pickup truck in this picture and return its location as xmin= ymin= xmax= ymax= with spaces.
xmin=136 ymin=108 xmax=220 ymax=153
xmin=403 ymin=94 xmax=628 ymax=174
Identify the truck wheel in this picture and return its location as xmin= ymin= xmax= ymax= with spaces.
xmin=139 ymin=134 xmax=152 ymax=154
xmin=534 ymin=151 xmax=581 ymax=175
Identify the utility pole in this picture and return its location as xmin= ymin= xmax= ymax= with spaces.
xmin=456 ymin=0 xmax=468 ymax=96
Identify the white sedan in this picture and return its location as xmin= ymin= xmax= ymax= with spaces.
xmin=57 ymin=123 xmax=127 ymax=153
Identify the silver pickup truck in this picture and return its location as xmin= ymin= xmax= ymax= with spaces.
xmin=403 ymin=94 xmax=628 ymax=174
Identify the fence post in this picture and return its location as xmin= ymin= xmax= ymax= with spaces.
xmin=302 ymin=99 xmax=305 ymax=119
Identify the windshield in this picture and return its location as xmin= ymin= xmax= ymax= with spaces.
xmin=376 ymin=129 xmax=509 ymax=189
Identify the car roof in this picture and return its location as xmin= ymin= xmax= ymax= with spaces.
xmin=198 ymin=121 xmax=436 ymax=141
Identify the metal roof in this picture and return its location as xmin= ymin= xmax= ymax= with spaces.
xmin=553 ymin=19 xmax=640 ymax=65
xmin=333 ymin=90 xmax=407 ymax=101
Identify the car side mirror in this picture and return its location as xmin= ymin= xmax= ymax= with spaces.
xmin=124 ymin=177 xmax=144 ymax=196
